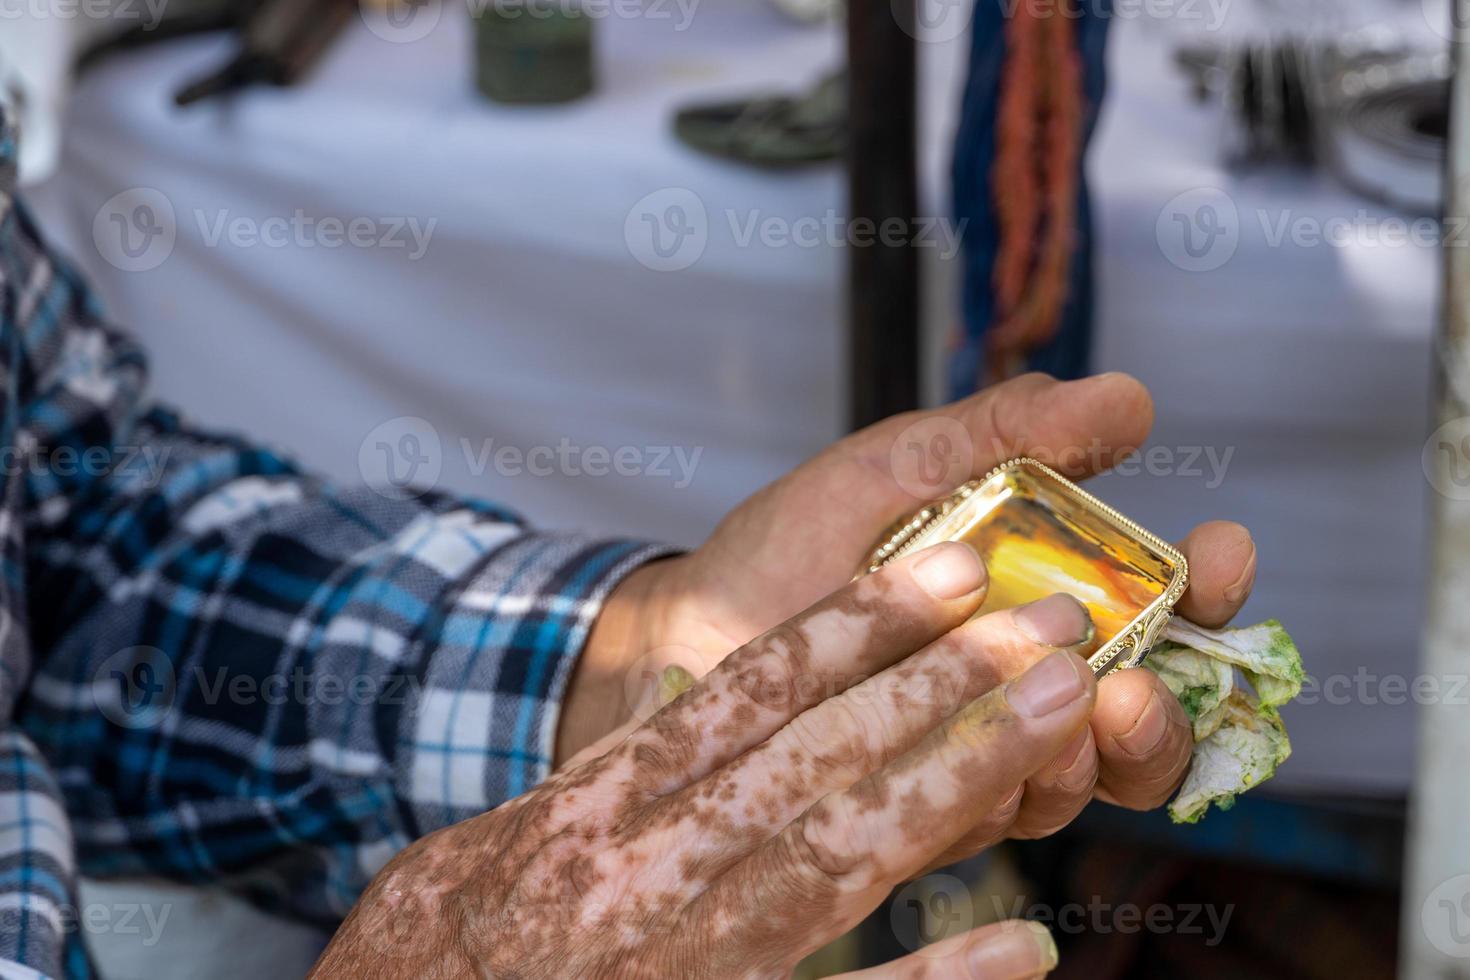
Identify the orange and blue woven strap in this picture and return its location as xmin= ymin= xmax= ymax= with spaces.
xmin=950 ymin=0 xmax=1109 ymax=393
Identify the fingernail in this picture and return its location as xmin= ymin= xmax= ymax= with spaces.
xmin=1006 ymin=651 xmax=1087 ymax=719
xmin=912 ymin=542 xmax=985 ymax=600
xmin=1224 ymin=535 xmax=1258 ymax=604
xmin=1028 ymin=921 xmax=1060 ymax=972
xmin=969 ymin=921 xmax=1059 ymax=979
xmin=1013 ymin=594 xmax=1093 ymax=647
xmin=1112 ymin=691 xmax=1170 ymax=757
xmin=658 ymin=665 xmax=696 ymax=706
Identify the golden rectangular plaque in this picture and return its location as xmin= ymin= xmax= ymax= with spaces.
xmin=862 ymin=458 xmax=1188 ymax=676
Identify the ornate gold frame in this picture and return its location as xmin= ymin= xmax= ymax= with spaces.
xmin=860 ymin=457 xmax=1189 ymax=677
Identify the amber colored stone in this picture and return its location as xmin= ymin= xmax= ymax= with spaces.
xmin=933 ymin=465 xmax=1176 ymax=654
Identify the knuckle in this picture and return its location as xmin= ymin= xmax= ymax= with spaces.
xmin=731 ymin=627 xmax=803 ymax=713
xmin=788 ymin=799 xmax=873 ymax=892
xmin=1010 ymin=794 xmax=1088 ymax=841
xmin=982 ymin=376 xmax=1044 ymax=458
xmin=1108 ymin=759 xmax=1190 ymax=811
xmin=786 ymin=700 xmax=879 ymax=781
xmin=948 ymin=785 xmax=1025 ymax=852
xmin=621 ymin=722 xmax=701 ymax=793
xmin=922 ymin=637 xmax=994 ymax=713
xmin=993 ymin=783 xmax=1026 ymax=824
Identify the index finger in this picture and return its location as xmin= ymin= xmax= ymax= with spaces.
xmin=691 ymin=650 xmax=1095 ymax=965
xmin=611 ymin=541 xmax=990 ymax=795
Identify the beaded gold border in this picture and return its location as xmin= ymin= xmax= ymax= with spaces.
xmin=859 ymin=457 xmax=1189 ymax=677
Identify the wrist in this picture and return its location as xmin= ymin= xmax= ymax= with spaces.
xmin=554 ymin=555 xmax=682 ymax=764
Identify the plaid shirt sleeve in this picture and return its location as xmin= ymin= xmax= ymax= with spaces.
xmin=0 ymin=110 xmax=671 ymax=977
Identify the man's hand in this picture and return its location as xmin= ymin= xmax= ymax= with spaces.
xmin=312 ymin=546 xmax=1088 ymax=979
xmin=562 ymin=372 xmax=1258 ymax=841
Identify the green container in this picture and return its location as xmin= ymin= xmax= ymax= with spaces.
xmin=474 ymin=1 xmax=594 ymax=104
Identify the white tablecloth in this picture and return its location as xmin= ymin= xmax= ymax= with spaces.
xmin=25 ymin=0 xmax=1427 ymax=809
xmin=27 ymin=0 xmax=948 ymax=546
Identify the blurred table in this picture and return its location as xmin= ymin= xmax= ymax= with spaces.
xmin=30 ymin=0 xmax=906 ymax=547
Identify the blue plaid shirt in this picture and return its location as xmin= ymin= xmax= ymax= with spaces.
xmin=0 ymin=108 xmax=667 ymax=977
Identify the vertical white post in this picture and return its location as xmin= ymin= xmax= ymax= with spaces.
xmin=1403 ymin=5 xmax=1470 ymax=977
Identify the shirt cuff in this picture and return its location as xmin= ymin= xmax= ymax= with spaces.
xmin=390 ymin=533 xmax=678 ymax=836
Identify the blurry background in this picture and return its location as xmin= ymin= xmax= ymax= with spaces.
xmin=2 ymin=0 xmax=1455 ymax=975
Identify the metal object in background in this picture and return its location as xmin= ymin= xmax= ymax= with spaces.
xmin=1321 ymin=46 xmax=1449 ymax=216
xmin=473 ymin=0 xmax=595 ymax=104
xmin=1402 ymin=6 xmax=1470 ymax=976
xmin=1176 ymin=37 xmax=1317 ymax=162
xmin=174 ymin=0 xmax=357 ymax=106
xmin=846 ymin=0 xmax=920 ymax=430
xmin=1174 ymin=32 xmax=1450 ymax=216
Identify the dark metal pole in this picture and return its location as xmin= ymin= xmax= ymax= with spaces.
xmin=846 ymin=0 xmax=921 ymax=431
xmin=848 ymin=12 xmax=923 ymax=965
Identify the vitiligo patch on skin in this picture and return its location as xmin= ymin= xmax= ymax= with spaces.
xmin=309 ymin=560 xmax=1090 ymax=980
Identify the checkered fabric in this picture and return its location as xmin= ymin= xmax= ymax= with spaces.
xmin=0 ymin=106 xmax=668 ymax=977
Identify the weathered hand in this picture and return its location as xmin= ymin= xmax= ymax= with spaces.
xmin=312 ymin=545 xmax=1090 ymax=979
xmin=564 ymin=373 xmax=1258 ymax=839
